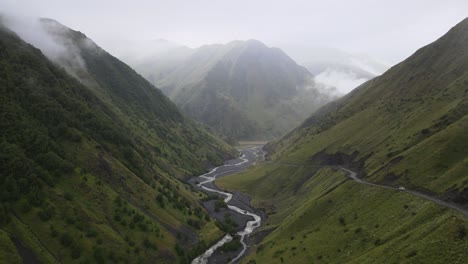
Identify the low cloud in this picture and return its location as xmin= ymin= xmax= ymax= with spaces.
xmin=315 ymin=69 xmax=369 ymax=94
xmin=2 ymin=13 xmax=89 ymax=79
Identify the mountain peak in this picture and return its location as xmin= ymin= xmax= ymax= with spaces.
xmin=244 ymin=38 xmax=266 ymax=46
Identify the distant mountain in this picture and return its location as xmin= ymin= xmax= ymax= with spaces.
xmin=216 ymin=18 xmax=468 ymax=263
xmin=126 ymin=39 xmax=338 ymax=142
xmin=0 ymin=17 xmax=235 ymax=263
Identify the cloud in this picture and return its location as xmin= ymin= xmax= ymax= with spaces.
xmin=315 ymin=69 xmax=369 ymax=94
xmin=1 ymin=13 xmax=88 ymax=79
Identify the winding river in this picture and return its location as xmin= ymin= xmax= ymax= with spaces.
xmin=192 ymin=146 xmax=264 ymax=264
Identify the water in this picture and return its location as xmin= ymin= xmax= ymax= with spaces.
xmin=192 ymin=147 xmax=263 ymax=264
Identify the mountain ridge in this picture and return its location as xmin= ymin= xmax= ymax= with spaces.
xmin=268 ymin=16 xmax=468 ymax=200
xmin=216 ymin=17 xmax=468 ymax=264
xmin=130 ymin=39 xmax=338 ymax=142
xmin=0 ymin=18 xmax=237 ymax=263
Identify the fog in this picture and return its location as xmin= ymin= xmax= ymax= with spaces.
xmin=1 ymin=0 xmax=467 ymax=93
xmin=2 ymin=14 xmax=91 ymax=79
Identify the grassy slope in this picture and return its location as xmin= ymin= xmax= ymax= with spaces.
xmin=0 ymin=229 xmax=21 ymax=264
xmin=267 ymin=17 xmax=468 ymax=200
xmin=216 ymin=18 xmax=468 ymax=263
xmin=217 ymin=165 xmax=468 ymax=264
xmin=0 ymin=23 xmax=235 ymax=263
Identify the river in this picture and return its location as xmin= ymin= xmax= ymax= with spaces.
xmin=191 ymin=146 xmax=264 ymax=264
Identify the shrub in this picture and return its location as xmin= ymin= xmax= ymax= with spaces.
xmin=60 ymin=233 xmax=74 ymax=247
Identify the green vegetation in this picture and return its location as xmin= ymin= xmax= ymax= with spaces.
xmin=267 ymin=17 xmax=468 ymax=201
xmin=217 ymin=18 xmax=468 ymax=263
xmin=219 ymin=235 xmax=242 ymax=252
xmin=214 ymin=198 xmax=228 ymax=212
xmin=0 ymin=20 xmax=235 ymax=263
xmin=0 ymin=229 xmax=21 ymax=264
xmin=215 ymin=213 xmax=239 ymax=235
xmin=218 ymin=166 xmax=468 ymax=263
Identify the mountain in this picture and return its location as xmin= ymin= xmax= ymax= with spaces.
xmin=268 ymin=17 xmax=468 ymax=198
xmin=0 ymin=17 xmax=236 ymax=263
xmin=125 ymin=39 xmax=338 ymax=142
xmin=216 ymin=18 xmax=468 ymax=263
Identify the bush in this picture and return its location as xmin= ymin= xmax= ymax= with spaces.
xmin=60 ymin=233 xmax=74 ymax=247
xmin=94 ymin=247 xmax=105 ymax=263
xmin=219 ymin=235 xmax=242 ymax=252
xmin=406 ymin=250 xmax=417 ymax=258
xmin=70 ymin=245 xmax=81 ymax=259
xmin=338 ymin=216 xmax=346 ymax=226
xmin=175 ymin=243 xmax=185 ymax=256
xmin=64 ymin=192 xmax=73 ymax=201
xmin=214 ymin=199 xmax=227 ymax=212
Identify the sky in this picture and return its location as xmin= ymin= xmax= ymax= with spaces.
xmin=1 ymin=0 xmax=467 ymax=66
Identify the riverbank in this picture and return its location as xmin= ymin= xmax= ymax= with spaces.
xmin=189 ymin=146 xmax=265 ymax=263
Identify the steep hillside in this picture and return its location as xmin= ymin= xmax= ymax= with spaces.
xmin=216 ymin=18 xmax=468 ymax=263
xmin=268 ymin=17 xmax=468 ymax=202
xmin=36 ymin=18 xmax=236 ymax=177
xmin=0 ymin=20 xmax=236 ymax=263
xmin=131 ymin=40 xmax=337 ymax=142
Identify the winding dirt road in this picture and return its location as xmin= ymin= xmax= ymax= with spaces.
xmin=339 ymin=167 xmax=468 ymax=217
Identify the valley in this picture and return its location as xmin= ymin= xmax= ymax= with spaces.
xmin=190 ymin=146 xmax=264 ymax=264
xmin=214 ymin=17 xmax=468 ymax=264
xmin=1 ymin=3 xmax=467 ymax=264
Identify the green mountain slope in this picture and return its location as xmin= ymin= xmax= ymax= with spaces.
xmin=0 ymin=19 xmax=236 ymax=263
xmin=268 ymin=17 xmax=468 ymax=201
xmin=218 ymin=166 xmax=467 ymax=263
xmin=216 ymin=18 xmax=468 ymax=263
xmin=134 ymin=40 xmax=337 ymax=142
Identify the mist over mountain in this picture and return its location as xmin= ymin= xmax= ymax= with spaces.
xmin=0 ymin=16 xmax=236 ymax=263
xmin=1 ymin=3 xmax=467 ymax=264
xmin=122 ymin=39 xmax=339 ymax=142
xmin=116 ymin=39 xmax=194 ymax=85
xmin=270 ymin=17 xmax=468 ymax=203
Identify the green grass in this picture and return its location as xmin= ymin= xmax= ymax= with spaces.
xmin=217 ymin=165 xmax=468 ymax=263
xmin=267 ymin=18 xmax=468 ymax=199
xmin=216 ymin=20 xmax=468 ymax=262
xmin=0 ymin=229 xmax=21 ymax=264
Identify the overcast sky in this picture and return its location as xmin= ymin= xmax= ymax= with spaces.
xmin=1 ymin=0 xmax=467 ymax=65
